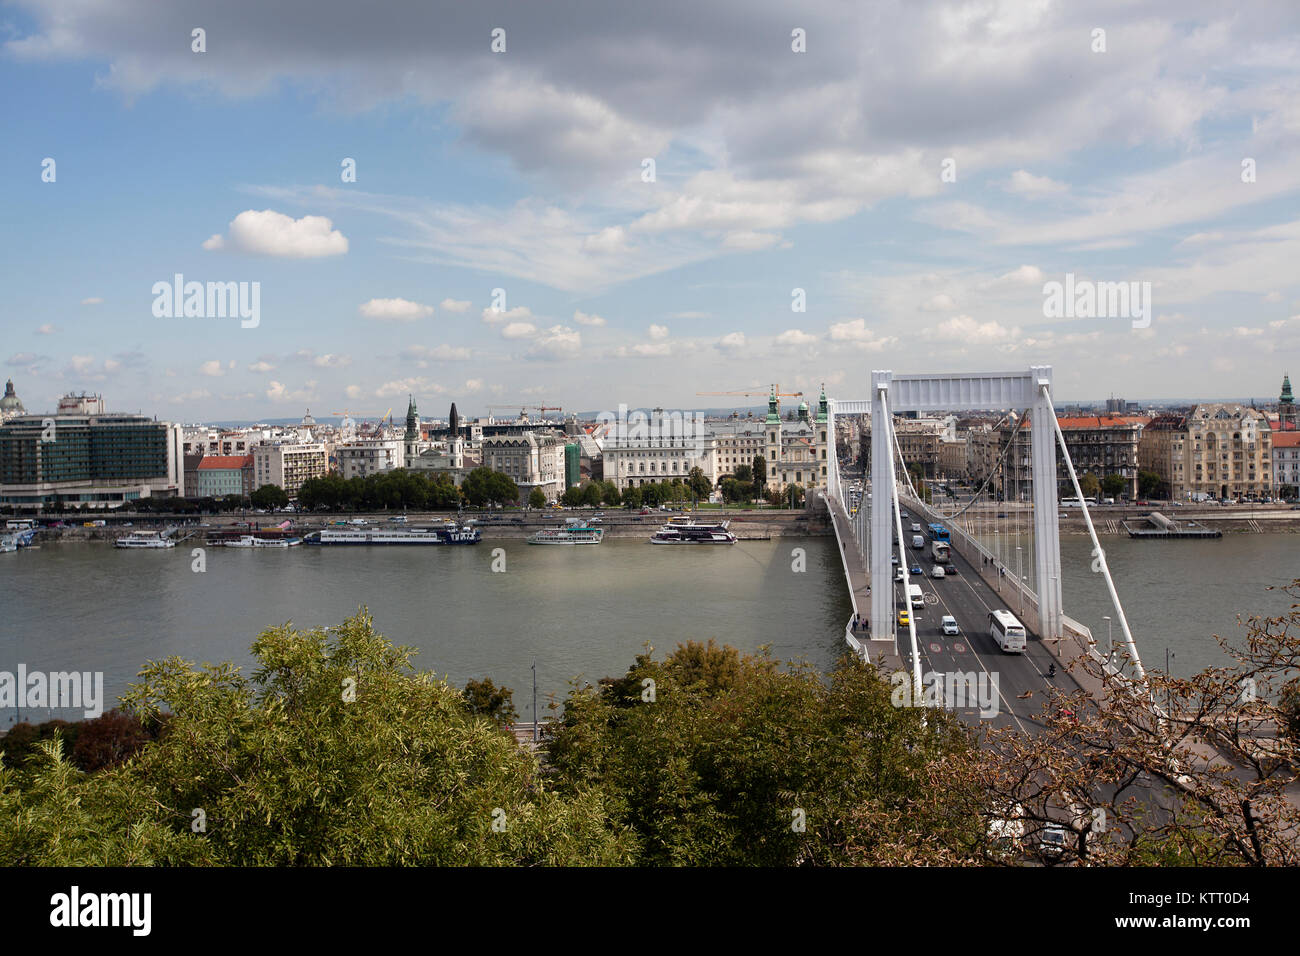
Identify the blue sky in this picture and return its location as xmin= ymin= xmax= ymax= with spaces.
xmin=3 ymin=0 xmax=1299 ymax=422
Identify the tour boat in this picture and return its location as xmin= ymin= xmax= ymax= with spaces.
xmin=303 ymin=524 xmax=481 ymax=545
xmin=115 ymin=530 xmax=176 ymax=549
xmin=527 ymin=525 xmax=604 ymax=545
xmin=649 ymin=520 xmax=737 ymax=545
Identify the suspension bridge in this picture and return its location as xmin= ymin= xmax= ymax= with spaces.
xmin=823 ymin=366 xmax=1147 ymax=731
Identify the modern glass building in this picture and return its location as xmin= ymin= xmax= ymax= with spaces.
xmin=0 ymin=399 xmax=184 ymax=510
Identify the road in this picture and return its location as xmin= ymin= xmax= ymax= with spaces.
xmin=888 ymin=516 xmax=1083 ymax=733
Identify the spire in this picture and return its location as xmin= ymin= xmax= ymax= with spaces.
xmin=1282 ymin=373 xmax=1294 ymax=405
xmin=404 ymin=394 xmax=419 ymax=443
xmin=765 ymin=386 xmax=780 ymax=424
xmin=816 ymin=383 xmax=828 ymax=423
xmin=449 ymin=402 xmax=460 ymax=438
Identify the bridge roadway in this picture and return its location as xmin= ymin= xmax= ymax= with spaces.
xmin=887 ymin=524 xmax=1082 ymax=734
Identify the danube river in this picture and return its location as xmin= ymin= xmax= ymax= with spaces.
xmin=2 ymin=537 xmax=851 ymax=724
xmin=3 ymin=532 xmax=1296 ymax=725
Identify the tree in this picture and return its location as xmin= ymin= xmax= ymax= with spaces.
xmin=1101 ymin=473 xmax=1126 ymax=499
xmin=1078 ymin=471 xmax=1101 ymax=500
xmin=751 ymin=455 xmax=767 ymax=502
xmin=528 ymin=488 xmax=547 ymax=510
xmin=601 ymin=482 xmax=621 ymax=507
xmin=562 ymin=486 xmax=584 ymax=508
xmin=733 ymin=464 xmax=753 ymax=485
xmin=0 ymin=612 xmax=634 ymax=866
xmin=546 ymin=642 xmax=978 ymax=865
xmin=463 ymin=678 xmax=519 ymax=730
xmin=250 ymin=484 xmax=289 ymax=510
xmin=582 ymin=482 xmax=603 ymax=508
xmin=1137 ymin=470 xmax=1163 ymax=499
xmin=621 ymin=486 xmax=642 ymax=509
xmin=686 ymin=467 xmax=712 ymax=504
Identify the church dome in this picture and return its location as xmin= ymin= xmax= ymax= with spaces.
xmin=0 ymin=379 xmax=26 ymax=417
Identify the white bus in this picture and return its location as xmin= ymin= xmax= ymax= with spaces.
xmin=931 ymin=540 xmax=950 ymax=564
xmin=989 ymin=609 xmax=1027 ymax=653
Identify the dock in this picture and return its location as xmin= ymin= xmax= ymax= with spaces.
xmin=1123 ymin=511 xmax=1222 ymax=539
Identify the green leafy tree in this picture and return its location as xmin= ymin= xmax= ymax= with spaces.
xmin=1101 ymin=474 xmax=1126 ymax=499
xmin=562 ymin=486 xmax=584 ymax=508
xmin=463 ymin=678 xmax=519 ymax=730
xmin=1079 ymin=472 xmax=1102 ymax=500
xmin=582 ymin=482 xmax=603 ymax=508
xmin=528 ymin=488 xmax=547 ymax=510
xmin=250 ymin=484 xmax=290 ymax=510
xmin=0 ymin=612 xmax=634 ymax=866
xmin=601 ymin=482 xmax=621 ymax=507
xmin=687 ymin=466 xmax=712 ymax=504
xmin=751 ymin=455 xmax=766 ymax=502
xmin=621 ymin=486 xmax=642 ymax=509
xmin=1137 ymin=470 xmax=1162 ymax=498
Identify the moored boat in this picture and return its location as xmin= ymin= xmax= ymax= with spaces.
xmin=527 ymin=524 xmax=603 ymax=545
xmin=303 ymin=524 xmax=481 ymax=545
xmin=649 ymin=519 xmax=737 ymax=544
xmin=115 ymin=530 xmax=176 ymax=549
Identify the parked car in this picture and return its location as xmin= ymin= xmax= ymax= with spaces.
xmin=1039 ymin=824 xmax=1068 ymax=861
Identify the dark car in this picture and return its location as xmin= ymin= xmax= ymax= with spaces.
xmin=910 ymin=565 xmax=922 ymax=576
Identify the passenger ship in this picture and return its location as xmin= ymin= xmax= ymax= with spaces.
xmin=527 ymin=524 xmax=603 ymax=545
xmin=303 ymin=524 xmax=481 ymax=545
xmin=115 ymin=530 xmax=176 ymax=549
xmin=223 ymin=534 xmax=303 ymax=548
xmin=649 ymin=519 xmax=737 ymax=545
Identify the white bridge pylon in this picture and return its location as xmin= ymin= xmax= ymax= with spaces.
xmin=829 ymin=367 xmax=1064 ymax=652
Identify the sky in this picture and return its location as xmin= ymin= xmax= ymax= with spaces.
xmin=2 ymin=0 xmax=1299 ymax=422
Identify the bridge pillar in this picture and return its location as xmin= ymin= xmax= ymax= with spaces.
xmin=870 ymin=370 xmax=895 ymax=646
xmin=1030 ymin=365 xmax=1063 ymax=639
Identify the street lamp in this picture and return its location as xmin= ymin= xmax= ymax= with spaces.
xmin=1165 ymin=648 xmax=1176 ymax=715
xmin=1015 ymin=545 xmax=1023 ymax=615
xmin=1103 ymin=614 xmax=1113 ymax=661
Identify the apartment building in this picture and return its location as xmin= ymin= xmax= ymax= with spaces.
xmin=1139 ymin=404 xmax=1273 ymax=500
xmin=336 ymin=437 xmax=406 ymax=480
xmin=1272 ymin=431 xmax=1300 ymax=497
xmin=481 ymin=431 xmax=565 ymax=501
xmin=194 ymin=455 xmax=254 ymax=497
xmin=252 ymin=442 xmax=328 ymax=497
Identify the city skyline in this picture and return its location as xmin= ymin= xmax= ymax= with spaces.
xmin=4 ymin=1 xmax=1300 ymax=419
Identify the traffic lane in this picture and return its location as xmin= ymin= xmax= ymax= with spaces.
xmin=907 ymin=542 xmax=1080 ymax=733
xmin=893 ymin=572 xmax=1029 ymax=733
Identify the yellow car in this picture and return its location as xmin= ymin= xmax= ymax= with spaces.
xmin=897 ymin=609 xmax=911 ymax=627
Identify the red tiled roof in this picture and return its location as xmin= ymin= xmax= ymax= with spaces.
xmin=197 ymin=455 xmax=253 ymax=469
xmin=1273 ymin=432 xmax=1300 ymax=448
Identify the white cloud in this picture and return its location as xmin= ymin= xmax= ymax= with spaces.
xmin=583 ymin=226 xmax=629 ymax=255
xmin=36 ymin=324 xmax=55 ymax=335
xmin=439 ymin=298 xmax=472 ymax=313
xmin=920 ymin=294 xmax=956 ymax=312
xmin=80 ymin=297 xmax=103 ymax=305
xmin=501 ymin=322 xmax=538 ymax=339
xmin=464 ymin=378 xmax=484 ymax=393
xmin=345 ymin=385 xmax=363 ymax=400
xmin=614 ymin=342 xmax=672 ymax=358
xmin=310 ymin=353 xmax=352 ymax=368
xmin=248 ymin=360 xmax=276 ymax=373
xmin=402 ymin=344 xmax=472 ymax=362
xmin=529 ymin=325 xmax=581 ymax=360
xmin=828 ymin=318 xmax=897 ymax=351
xmin=573 ymin=310 xmax=607 ymax=326
xmin=648 ymin=324 xmax=669 ymax=340
xmin=203 ymin=209 xmax=348 ymax=258
xmin=930 ymin=314 xmax=1018 ymax=343
xmin=375 ymin=378 xmax=446 ymax=398
xmin=716 ymin=331 xmax=746 ymax=352
xmin=774 ymin=329 xmax=818 ymax=348
xmin=1004 ymin=170 xmax=1068 ymax=196
xmin=200 ymin=360 xmax=224 ymax=377
xmin=482 ymin=305 xmax=533 ymax=325
xmin=359 ymin=297 xmax=434 ymax=321
xmin=265 ymin=380 xmax=318 ymax=403
xmin=673 ymin=311 xmax=712 ymax=319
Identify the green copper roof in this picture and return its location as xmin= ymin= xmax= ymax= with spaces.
xmin=1282 ymin=373 xmax=1294 ymax=404
xmin=765 ymin=388 xmax=780 ymax=424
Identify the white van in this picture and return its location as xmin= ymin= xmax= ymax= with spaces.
xmin=907 ymin=583 xmax=924 ymax=608
xmin=911 ymin=534 xmax=924 ymax=549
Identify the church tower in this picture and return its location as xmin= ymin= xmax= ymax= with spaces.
xmin=447 ymin=402 xmax=463 ymax=469
xmin=1281 ymin=373 xmax=1296 ymax=430
xmin=404 ymin=394 xmax=420 ymax=459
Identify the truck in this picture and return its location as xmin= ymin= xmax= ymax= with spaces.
xmin=931 ymin=540 xmax=950 ymax=564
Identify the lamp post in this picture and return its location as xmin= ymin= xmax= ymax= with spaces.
xmin=1103 ymin=614 xmax=1113 ymax=661
xmin=1016 ymin=545 xmax=1023 ymax=615
xmin=1165 ymin=648 xmax=1175 ymax=715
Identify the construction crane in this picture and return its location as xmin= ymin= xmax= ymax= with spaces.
xmin=697 ymin=384 xmax=804 ymax=415
xmin=486 ymin=403 xmax=563 ymax=422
